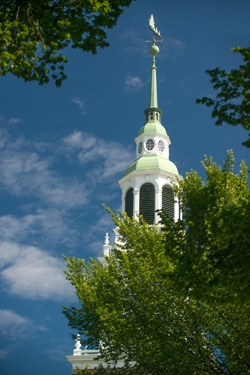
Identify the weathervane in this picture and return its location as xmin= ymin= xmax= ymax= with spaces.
xmin=146 ymin=14 xmax=164 ymax=45
xmin=146 ymin=15 xmax=163 ymax=57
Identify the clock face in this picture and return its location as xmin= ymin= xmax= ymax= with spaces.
xmin=146 ymin=139 xmax=154 ymax=151
xmin=158 ymin=139 xmax=165 ymax=152
xmin=138 ymin=142 xmax=143 ymax=154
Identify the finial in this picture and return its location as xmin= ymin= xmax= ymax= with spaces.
xmin=146 ymin=15 xmax=164 ymax=56
xmin=103 ymin=232 xmax=111 ymax=257
xmin=73 ymin=334 xmax=82 ymax=356
xmin=104 ymin=232 xmax=109 ymax=246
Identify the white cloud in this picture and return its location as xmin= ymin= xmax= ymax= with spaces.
xmin=0 ymin=141 xmax=88 ymax=209
xmin=120 ymin=29 xmax=148 ymax=56
xmin=166 ymin=37 xmax=185 ymax=50
xmin=0 ymin=128 xmax=9 ymax=149
xmin=72 ymin=96 xmax=87 ymax=115
xmin=120 ymin=29 xmax=185 ymax=59
xmin=0 ymin=129 xmax=131 ymax=211
xmin=82 ymin=212 xmax=115 ymax=255
xmin=8 ymin=118 xmax=22 ymax=125
xmin=0 ymin=128 xmax=130 ymax=264
xmin=121 ymin=31 xmax=185 ymax=59
xmin=125 ymin=74 xmax=144 ymax=92
xmin=44 ymin=340 xmax=74 ymax=362
xmin=0 ymin=209 xmax=79 ymax=249
xmin=121 ymin=29 xmax=142 ymax=44
xmin=63 ymin=131 xmax=134 ymax=183
xmin=0 ymin=348 xmax=11 ymax=359
xmin=0 ymin=241 xmax=75 ymax=301
xmin=160 ymin=37 xmax=186 ymax=58
xmin=63 ymin=130 xmax=96 ymax=150
xmin=0 ymin=309 xmax=47 ymax=358
xmin=0 ymin=309 xmax=46 ymax=339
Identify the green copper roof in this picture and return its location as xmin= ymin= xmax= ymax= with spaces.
xmin=124 ymin=154 xmax=178 ymax=176
xmin=137 ymin=122 xmax=167 ymax=136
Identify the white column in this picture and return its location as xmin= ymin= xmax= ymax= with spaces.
xmin=134 ymin=188 xmax=139 ymax=220
xmin=121 ymin=195 xmax=125 ymax=214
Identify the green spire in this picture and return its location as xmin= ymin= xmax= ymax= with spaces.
xmin=140 ymin=42 xmax=163 ymax=136
xmin=149 ymin=55 xmax=158 ymax=108
xmin=147 ymin=13 xmax=163 ymax=110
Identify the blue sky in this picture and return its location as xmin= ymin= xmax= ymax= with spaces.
xmin=0 ymin=1 xmax=249 ymax=374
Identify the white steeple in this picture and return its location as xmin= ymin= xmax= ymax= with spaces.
xmin=118 ymin=15 xmax=182 ymax=224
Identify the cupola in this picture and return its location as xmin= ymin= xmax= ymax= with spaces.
xmin=118 ymin=15 xmax=182 ymax=225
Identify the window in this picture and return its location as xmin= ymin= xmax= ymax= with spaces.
xmin=162 ymin=185 xmax=174 ymax=219
xmin=125 ymin=188 xmax=133 ymax=218
xmin=138 ymin=142 xmax=143 ymax=154
xmin=140 ymin=183 xmax=155 ymax=224
xmin=158 ymin=139 xmax=165 ymax=152
xmin=146 ymin=139 xmax=154 ymax=151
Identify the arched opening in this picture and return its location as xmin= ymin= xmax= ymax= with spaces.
xmin=125 ymin=187 xmax=134 ymax=218
xmin=139 ymin=183 xmax=155 ymax=224
xmin=162 ymin=185 xmax=174 ymax=219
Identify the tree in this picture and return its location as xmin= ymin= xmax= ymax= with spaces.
xmin=0 ymin=0 xmax=133 ymax=86
xmin=196 ymin=47 xmax=250 ymax=147
xmin=63 ymin=152 xmax=250 ymax=374
xmin=162 ymin=150 xmax=250 ymax=305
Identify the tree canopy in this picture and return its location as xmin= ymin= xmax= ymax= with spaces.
xmin=162 ymin=150 xmax=250 ymax=305
xmin=63 ymin=151 xmax=250 ymax=375
xmin=0 ymin=0 xmax=133 ymax=86
xmin=196 ymin=47 xmax=250 ymax=148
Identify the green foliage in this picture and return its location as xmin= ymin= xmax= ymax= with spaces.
xmin=0 ymin=0 xmax=133 ymax=86
xmin=63 ymin=154 xmax=250 ymax=374
xmin=196 ymin=47 xmax=250 ymax=147
xmin=162 ymin=150 xmax=250 ymax=305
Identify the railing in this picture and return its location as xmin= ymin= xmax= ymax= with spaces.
xmin=73 ymin=336 xmax=100 ymax=356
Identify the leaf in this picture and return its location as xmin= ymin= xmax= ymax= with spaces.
xmin=196 ymin=47 xmax=250 ymax=147
xmin=0 ymin=0 xmax=133 ymax=85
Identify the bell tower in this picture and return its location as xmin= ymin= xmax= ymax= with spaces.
xmin=118 ymin=15 xmax=182 ymax=226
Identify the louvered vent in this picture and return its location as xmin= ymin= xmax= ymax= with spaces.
xmin=162 ymin=185 xmax=174 ymax=219
xmin=125 ymin=187 xmax=134 ymax=218
xmin=139 ymin=183 xmax=155 ymax=224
